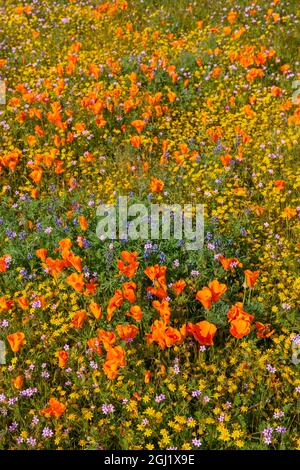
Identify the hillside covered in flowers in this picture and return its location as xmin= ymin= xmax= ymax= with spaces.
xmin=0 ymin=0 xmax=299 ymax=450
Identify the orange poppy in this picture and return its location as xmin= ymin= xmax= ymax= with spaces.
xmin=244 ymin=270 xmax=259 ymax=288
xmin=129 ymin=305 xmax=143 ymax=322
xmin=219 ymin=255 xmax=243 ymax=270
xmin=13 ymin=375 xmax=24 ymax=390
xmin=172 ymin=279 xmax=186 ymax=296
xmin=130 ymin=135 xmax=142 ymax=148
xmin=107 ymin=289 xmax=124 ymax=321
xmin=58 ymin=350 xmax=68 ymax=368
xmin=274 ymin=180 xmax=285 ymax=190
xmin=71 ymin=310 xmax=87 ymax=329
xmin=89 ymin=301 xmax=102 ymax=320
xmin=78 ymin=215 xmax=88 ymax=231
xmin=117 ymin=251 xmax=139 ymax=278
xmin=87 ymin=337 xmax=102 ymax=355
xmin=7 ymin=332 xmax=25 ymax=352
xmin=106 ymin=345 xmax=126 ymax=367
xmin=97 ymin=329 xmax=117 ymax=351
xmin=16 ymin=296 xmax=29 ymax=310
xmin=150 ymin=176 xmax=164 ymax=193
xmin=195 ymin=287 xmax=213 ymax=310
xmin=66 ymin=272 xmax=85 ymax=292
xmin=36 ymin=248 xmax=48 ymax=261
xmin=145 ymin=320 xmax=182 ymax=350
xmin=230 ymin=319 xmax=251 ymax=339
xmin=208 ymin=279 xmax=227 ymax=302
xmin=144 ymin=370 xmax=151 ymax=383
xmin=122 ymin=282 xmax=136 ymax=303
xmin=187 ymin=321 xmax=217 ymax=346
xmin=0 ymin=296 xmax=13 ymax=311
xmin=131 ymin=119 xmax=145 ymax=133
xmin=227 ymin=303 xmax=254 ymax=323
xmin=255 ymin=322 xmax=275 ymax=339
xmin=145 ymin=320 xmax=169 ymax=350
xmin=152 ymin=300 xmax=171 ymax=324
xmin=116 ymin=324 xmax=139 ymax=342
xmin=103 ymin=360 xmax=121 ymax=380
xmin=0 ymin=255 xmax=11 ymax=272
xmin=164 ymin=326 xmax=182 ymax=347
xmin=40 ymin=397 xmax=66 ymax=418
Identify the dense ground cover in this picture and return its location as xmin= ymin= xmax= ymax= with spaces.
xmin=0 ymin=0 xmax=299 ymax=450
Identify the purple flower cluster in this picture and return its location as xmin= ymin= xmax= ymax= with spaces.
xmin=102 ymin=404 xmax=115 ymax=414
xmin=19 ymin=387 xmax=38 ymax=397
xmin=155 ymin=394 xmax=166 ymax=403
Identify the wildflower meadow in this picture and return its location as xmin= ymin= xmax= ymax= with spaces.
xmin=0 ymin=0 xmax=299 ymax=451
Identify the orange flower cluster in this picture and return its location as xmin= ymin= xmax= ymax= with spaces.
xmin=36 ymin=238 xmax=96 ymax=295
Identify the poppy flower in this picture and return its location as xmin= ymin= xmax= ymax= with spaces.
xmin=85 ymin=279 xmax=97 ymax=296
xmin=71 ymin=310 xmax=87 ymax=329
xmin=187 ymin=321 xmax=217 ymax=346
xmin=78 ymin=215 xmax=88 ymax=230
xmin=164 ymin=326 xmax=182 ymax=347
xmin=131 ymin=119 xmax=145 ymax=133
xmin=97 ymin=329 xmax=117 ymax=350
xmin=230 ymin=319 xmax=251 ymax=339
xmin=172 ymin=279 xmax=186 ymax=296
xmin=66 ymin=272 xmax=85 ymax=292
xmin=58 ymin=350 xmax=68 ymax=368
xmin=7 ymin=332 xmax=25 ymax=352
xmin=107 ymin=289 xmax=124 ymax=321
xmin=255 ymin=322 xmax=275 ymax=339
xmin=87 ymin=337 xmax=102 ymax=355
xmin=117 ymin=251 xmax=139 ymax=278
xmin=40 ymin=397 xmax=66 ymax=418
xmin=219 ymin=255 xmax=243 ymax=270
xmin=65 ymin=252 xmax=82 ymax=273
xmin=36 ymin=248 xmax=48 ymax=262
xmin=152 ymin=300 xmax=171 ymax=324
xmin=227 ymin=303 xmax=254 ymax=323
xmin=244 ymin=270 xmax=259 ymax=288
xmin=150 ymin=176 xmax=164 ymax=193
xmin=208 ymin=279 xmax=227 ymax=302
xmin=195 ymin=287 xmax=212 ymax=310
xmin=116 ymin=324 xmax=139 ymax=342
xmin=0 ymin=255 xmax=11 ymax=273
xmin=129 ymin=305 xmax=143 ymax=322
xmin=122 ymin=282 xmax=136 ymax=303
xmin=274 ymin=180 xmax=285 ymax=190
xmin=227 ymin=10 xmax=238 ymax=24
xmin=16 ymin=296 xmax=29 ymax=310
xmin=89 ymin=301 xmax=102 ymax=320
xmin=13 ymin=375 xmax=24 ymax=390
xmin=130 ymin=135 xmax=142 ymax=148
xmin=0 ymin=296 xmax=13 ymax=312
xmin=145 ymin=320 xmax=169 ymax=350
xmin=144 ymin=370 xmax=151 ymax=383
xmin=106 ymin=345 xmax=126 ymax=367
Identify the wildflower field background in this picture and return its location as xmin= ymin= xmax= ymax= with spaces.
xmin=0 ymin=0 xmax=299 ymax=451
